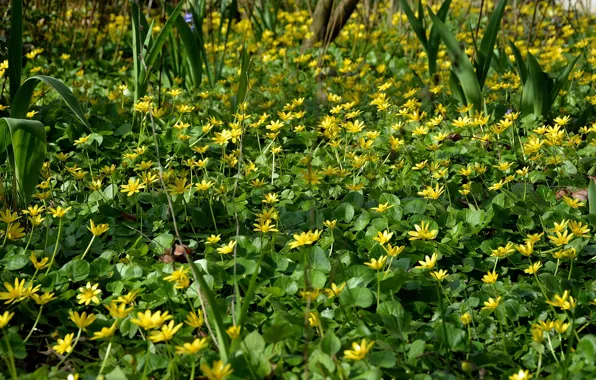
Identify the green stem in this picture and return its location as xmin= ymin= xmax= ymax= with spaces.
xmin=189 ymin=358 xmax=196 ymax=380
xmin=98 ymin=339 xmax=113 ymax=375
xmin=435 ymin=282 xmax=450 ymax=357
xmin=45 ymin=218 xmax=64 ymax=275
xmin=376 ymin=269 xmax=381 ymax=310
xmin=80 ymin=235 xmax=96 ymax=260
xmin=1 ymin=328 xmax=17 ymax=380
xmin=24 ymin=224 xmax=36 ymax=252
xmin=24 ymin=306 xmax=43 ymax=342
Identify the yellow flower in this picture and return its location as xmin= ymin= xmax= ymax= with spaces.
xmin=0 ymin=210 xmax=19 ymax=224
xmin=408 ymin=221 xmax=438 ymax=241
xmin=104 ymin=301 xmax=133 ymax=319
xmin=206 ymin=234 xmax=221 ymax=245
xmin=76 ymin=282 xmax=102 ymax=305
xmin=364 ymin=255 xmax=387 ymax=270
xmin=217 ymin=240 xmax=237 ymax=255
xmin=175 ymin=337 xmax=209 ymax=355
xmin=131 ymin=310 xmax=172 ymax=330
xmin=415 ymin=252 xmax=438 ymax=270
xmin=48 ymin=206 xmax=72 ymax=218
xmin=546 ymin=290 xmax=576 ymax=310
xmin=563 ymin=196 xmax=584 ymax=208
xmin=491 ymin=242 xmax=515 ymax=257
xmin=524 ymin=262 xmax=542 ymax=274
xmin=430 ymin=269 xmax=448 ymax=281
xmin=308 ymin=312 xmax=319 ymax=327
xmin=226 ymin=325 xmax=241 ymax=340
xmin=569 ymin=220 xmax=590 ymax=238
xmin=26 ymin=110 xmax=38 ymax=118
xmin=509 ymin=369 xmax=533 ymax=380
xmin=323 ymin=220 xmax=337 ymax=229
xmin=482 ymin=270 xmax=498 ymax=284
xmin=482 ymin=296 xmax=501 ymax=312
xmin=531 ymin=326 xmax=544 ymax=343
xmin=547 ymin=230 xmax=574 ymax=246
xmin=417 ymin=184 xmax=445 ymax=200
xmin=253 ymin=219 xmax=278 ymax=233
xmin=373 ymin=230 xmax=393 ymax=245
xmin=344 ymin=339 xmax=374 ymax=361
xmin=185 ymin=311 xmax=204 ymax=329
xmin=554 ymin=320 xmax=570 ymax=334
xmin=200 ymin=360 xmax=234 ymax=380
xmin=384 ymin=244 xmax=405 ymax=257
xmin=90 ymin=321 xmax=117 ymax=340
xmin=0 ymin=311 xmax=15 ymax=328
xmin=30 ymin=252 xmax=49 ymax=270
xmin=31 ymin=292 xmax=56 ymax=305
xmin=460 ymin=313 xmax=472 ymax=326
xmin=524 ymin=233 xmax=544 ymax=244
xmin=148 ymin=321 xmax=183 ymax=343
xmin=371 ymin=203 xmax=393 ymax=213
xmin=0 ymin=278 xmax=30 ymax=304
xmin=69 ymin=310 xmax=96 ymax=330
xmin=289 ymin=230 xmax=322 ymax=249
xmin=53 ymin=333 xmax=75 ymax=355
xmin=88 ymin=220 xmax=109 ymax=236
xmin=120 ymin=178 xmax=146 ymax=196
xmin=324 ymin=282 xmax=346 ymax=298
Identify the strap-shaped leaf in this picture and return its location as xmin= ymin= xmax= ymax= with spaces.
xmin=0 ymin=118 xmax=47 ymax=204
xmin=8 ymin=0 xmax=23 ymax=101
xmin=507 ymin=40 xmax=527 ymax=83
xmin=400 ymin=0 xmax=428 ymax=50
xmin=11 ymin=75 xmax=90 ymax=128
xmin=521 ymin=53 xmax=548 ymax=117
xmin=172 ymin=8 xmax=203 ymax=88
xmin=427 ymin=0 xmax=452 ymax=75
xmin=476 ymin=0 xmax=507 ymax=88
xmin=145 ymin=0 xmax=186 ymax=69
xmin=131 ymin=1 xmax=145 ymax=102
xmin=231 ymin=46 xmax=251 ymax=114
xmin=550 ymin=55 xmax=579 ymax=105
xmin=589 ymin=178 xmax=596 ymax=215
xmin=429 ymin=9 xmax=482 ymax=110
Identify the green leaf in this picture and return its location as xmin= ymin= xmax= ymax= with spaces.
xmin=507 ymin=40 xmax=527 ymax=83
xmin=8 ymin=0 xmax=23 ymax=101
xmin=340 ymin=287 xmax=373 ymax=308
xmin=60 ymin=259 xmax=90 ymax=282
xmin=4 ymin=252 xmax=28 ymax=270
xmin=145 ymin=0 xmax=186 ymax=68
xmin=399 ymin=0 xmax=428 ymax=51
xmin=577 ymin=336 xmax=596 ymax=365
xmin=0 ymin=332 xmax=27 ymax=359
xmin=172 ymin=7 xmax=203 ymax=88
xmin=243 ymin=331 xmax=265 ymax=353
xmin=334 ymin=202 xmax=355 ymax=223
xmin=522 ymin=53 xmax=548 ymax=117
xmin=429 ymin=9 xmax=482 ymax=111
xmin=476 ymin=0 xmax=507 ymax=88
xmin=0 ymin=118 xmax=47 ymax=203
xmin=131 ymin=1 xmax=146 ymax=102
xmin=549 ymin=55 xmax=579 ymax=106
xmin=589 ymin=178 xmax=596 ymax=215
xmin=321 ymin=331 xmax=341 ymax=355
xmin=232 ymin=45 xmax=251 ymax=114
xmin=427 ymin=0 xmax=452 ymax=75
xmin=11 ymin=75 xmax=90 ymax=128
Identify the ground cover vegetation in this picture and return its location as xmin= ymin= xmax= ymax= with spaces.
xmin=1 ymin=0 xmax=596 ymax=378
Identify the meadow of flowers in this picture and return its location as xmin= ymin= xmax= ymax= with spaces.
xmin=1 ymin=0 xmax=596 ymax=378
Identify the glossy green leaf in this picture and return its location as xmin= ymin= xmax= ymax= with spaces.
xmin=589 ymin=178 xmax=596 ymax=215
xmin=0 ymin=118 xmax=46 ymax=204
xmin=507 ymin=40 xmax=527 ymax=83
xmin=427 ymin=0 xmax=452 ymax=75
xmin=550 ymin=55 xmax=579 ymax=105
xmin=8 ymin=0 xmax=23 ymax=101
xmin=476 ymin=0 xmax=507 ymax=87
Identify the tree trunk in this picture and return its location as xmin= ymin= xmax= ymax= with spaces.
xmin=303 ymin=0 xmax=360 ymax=49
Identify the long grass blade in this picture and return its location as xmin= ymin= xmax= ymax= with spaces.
xmin=476 ymin=0 xmax=507 ymax=88
xmin=399 ymin=0 xmax=428 ymax=50
xmin=173 ymin=9 xmax=204 ymax=88
xmin=507 ymin=40 xmax=527 ymax=83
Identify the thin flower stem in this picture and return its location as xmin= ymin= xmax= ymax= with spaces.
xmin=1 ymin=328 xmax=17 ymax=380
xmin=45 ymin=218 xmax=64 ymax=275
xmin=24 ymin=306 xmax=43 ymax=343
xmin=80 ymin=235 xmax=96 ymax=260
xmin=24 ymin=224 xmax=36 ymax=252
xmin=435 ymin=282 xmax=450 ymax=358
xmin=98 ymin=339 xmax=113 ymax=375
xmin=376 ymin=269 xmax=381 ymax=310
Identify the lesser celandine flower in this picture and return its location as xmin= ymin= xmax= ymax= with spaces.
xmin=344 ymin=339 xmax=374 ymax=361
xmin=49 ymin=206 xmax=71 ymax=218
xmin=430 ymin=269 xmax=448 ymax=281
xmin=460 ymin=313 xmax=472 ymax=326
xmin=104 ymin=301 xmax=133 ymax=319
xmin=31 ymin=292 xmax=56 ymax=305
xmin=185 ymin=311 xmax=204 ymax=329
xmin=308 ymin=312 xmax=319 ymax=327
xmin=90 ymin=321 xmax=117 ymax=340
xmin=524 ymin=262 xmax=542 ymax=274
xmin=546 ymin=290 xmax=576 ymax=310
xmin=149 ymin=321 xmax=183 ymax=343
xmin=482 ymin=296 xmax=501 ymax=312
xmin=120 ymin=178 xmax=146 ymax=196
xmin=217 ymin=240 xmax=237 ymax=255
xmin=53 ymin=333 xmax=75 ymax=355
xmin=226 ymin=325 xmax=241 ymax=339
xmin=324 ymin=282 xmax=346 ymax=298
xmin=509 ymin=369 xmax=533 ymax=380
xmin=88 ymin=220 xmax=109 ymax=236
xmin=371 ymin=202 xmax=393 ymax=213
xmin=408 ymin=221 xmax=438 ymax=241
xmin=201 ymin=360 xmax=233 ymax=380
xmin=415 ymin=252 xmax=438 ymax=270
xmin=289 ymin=230 xmax=322 ymax=249
xmin=0 ymin=311 xmax=15 ymax=328
xmin=131 ymin=310 xmax=172 ymax=330
xmin=482 ymin=270 xmax=498 ymax=284
xmin=69 ymin=311 xmax=96 ymax=330
xmin=323 ymin=220 xmax=337 ymax=229
xmin=0 ymin=278 xmax=39 ymax=304
xmin=175 ymin=337 xmax=209 ymax=355
xmin=76 ymin=282 xmax=102 ymax=305
xmin=364 ymin=255 xmax=387 ymax=270
xmin=30 ymin=252 xmax=49 ymax=270
xmin=206 ymin=234 xmax=221 ymax=245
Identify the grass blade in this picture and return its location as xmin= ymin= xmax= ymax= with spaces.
xmin=11 ymin=75 xmax=90 ymax=128
xmin=8 ymin=0 xmax=23 ymax=101
xmin=0 ymin=118 xmax=46 ymax=204
xmin=145 ymin=0 xmax=186 ymax=68
xmin=429 ymin=8 xmax=482 ymax=111
xmin=231 ymin=46 xmax=251 ymax=114
xmin=476 ymin=0 xmax=507 ymax=88
xmin=173 ymin=9 xmax=203 ymax=88
xmin=131 ymin=1 xmax=145 ymax=102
